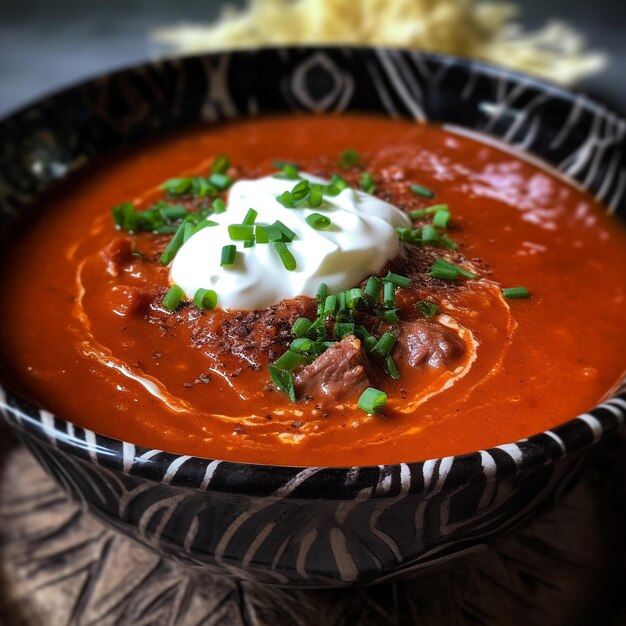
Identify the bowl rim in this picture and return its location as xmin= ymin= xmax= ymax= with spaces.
xmin=1 ymin=45 xmax=625 ymax=494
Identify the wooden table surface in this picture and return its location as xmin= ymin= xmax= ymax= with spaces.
xmin=1 ymin=422 xmax=625 ymax=626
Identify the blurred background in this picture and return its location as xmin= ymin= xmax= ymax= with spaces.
xmin=0 ymin=0 xmax=625 ymax=117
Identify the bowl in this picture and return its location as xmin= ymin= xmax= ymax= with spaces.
xmin=0 ymin=47 xmax=625 ymax=587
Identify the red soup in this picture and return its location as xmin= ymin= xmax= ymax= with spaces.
xmin=1 ymin=115 xmax=626 ymax=466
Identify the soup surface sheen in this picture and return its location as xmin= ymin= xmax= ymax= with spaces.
xmin=2 ymin=115 xmax=626 ymax=466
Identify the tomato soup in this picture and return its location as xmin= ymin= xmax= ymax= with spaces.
xmin=1 ymin=115 xmax=626 ymax=466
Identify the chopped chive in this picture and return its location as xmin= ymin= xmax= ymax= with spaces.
xmin=290 ymin=337 xmax=315 ymax=353
xmin=274 ymin=220 xmax=297 ymax=242
xmin=440 ymin=235 xmax=458 ymax=250
xmin=160 ymin=217 xmax=190 ymax=265
xmin=410 ymin=183 xmax=435 ymax=198
xmin=228 ymin=224 xmax=254 ymax=241
xmin=316 ymin=283 xmax=328 ymax=314
xmin=163 ymin=177 xmax=192 ymax=195
xmin=162 ymin=285 xmax=184 ymax=311
xmin=208 ymin=173 xmax=232 ymax=190
xmin=292 ymin=317 xmax=313 ymax=337
xmin=324 ymin=294 xmax=338 ymax=317
xmin=220 ymin=244 xmax=237 ymax=266
xmin=357 ymin=387 xmax=387 ymax=414
xmin=308 ymin=184 xmax=324 ymax=208
xmin=183 ymin=221 xmax=195 ymax=243
xmin=432 ymin=209 xmax=451 ymax=229
xmin=112 ymin=202 xmax=137 ymax=231
xmin=212 ymin=198 xmax=226 ymax=213
xmin=384 ymin=272 xmax=410 ymax=288
xmin=334 ymin=322 xmax=356 ymax=339
xmin=277 ymin=190 xmax=295 ymax=208
xmin=193 ymin=288 xmax=218 ymax=311
xmin=429 ymin=258 xmax=477 ymax=281
xmin=346 ymin=287 xmax=364 ymax=309
xmin=416 ymin=300 xmax=438 ymax=317
xmin=385 ymin=356 xmax=401 ymax=380
xmin=192 ymin=177 xmax=213 ymax=197
xmin=268 ymin=364 xmax=296 ymax=402
xmin=262 ymin=223 xmax=283 ymax=242
xmin=421 ymin=224 xmax=440 ymax=243
xmin=255 ymin=224 xmax=269 ymax=243
xmin=373 ymin=332 xmax=397 ymax=357
xmin=305 ymin=213 xmax=332 ymax=230
xmin=339 ymin=148 xmax=360 ymax=168
xmin=211 ymin=154 xmax=230 ymax=174
xmin=383 ymin=309 xmax=400 ymax=323
xmin=242 ymin=208 xmax=258 ymax=226
xmin=273 ymin=241 xmax=297 ymax=271
xmin=365 ymin=276 xmax=381 ymax=303
xmin=157 ymin=204 xmax=188 ymax=221
xmin=383 ymin=281 xmax=396 ymax=307
xmin=273 ymin=163 xmax=300 ymax=180
xmin=291 ymin=180 xmax=310 ymax=202
xmin=338 ymin=291 xmax=347 ymax=313
xmin=306 ymin=315 xmax=327 ymax=339
xmin=243 ymin=240 xmax=255 ymax=248
xmin=274 ymin=350 xmax=310 ymax=371
xmin=360 ymin=172 xmax=376 ymax=194
xmin=325 ymin=174 xmax=349 ymax=196
xmin=502 ymin=287 xmax=530 ymax=299
xmin=409 ymin=204 xmax=449 ymax=220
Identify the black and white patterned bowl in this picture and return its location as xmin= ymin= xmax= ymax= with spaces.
xmin=1 ymin=48 xmax=625 ymax=587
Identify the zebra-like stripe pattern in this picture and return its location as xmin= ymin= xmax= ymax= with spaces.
xmin=0 ymin=48 xmax=625 ymax=586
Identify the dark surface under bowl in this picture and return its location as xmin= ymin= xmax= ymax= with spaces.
xmin=0 ymin=47 xmax=625 ymax=587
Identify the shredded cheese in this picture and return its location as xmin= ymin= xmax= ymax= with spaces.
xmin=152 ymin=0 xmax=606 ymax=85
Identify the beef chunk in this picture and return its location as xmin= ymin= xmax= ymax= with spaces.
xmin=396 ymin=320 xmax=465 ymax=368
xmin=295 ymin=335 xmax=370 ymax=402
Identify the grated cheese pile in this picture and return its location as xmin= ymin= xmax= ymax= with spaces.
xmin=152 ymin=0 xmax=606 ymax=86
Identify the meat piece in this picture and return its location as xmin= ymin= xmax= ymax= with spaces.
xmin=396 ymin=320 xmax=465 ymax=368
xmin=295 ymin=335 xmax=370 ymax=402
xmin=101 ymin=236 xmax=133 ymax=276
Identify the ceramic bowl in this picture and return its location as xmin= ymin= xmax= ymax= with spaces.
xmin=1 ymin=47 xmax=625 ymax=587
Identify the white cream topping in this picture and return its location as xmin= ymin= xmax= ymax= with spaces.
xmin=169 ymin=173 xmax=411 ymax=310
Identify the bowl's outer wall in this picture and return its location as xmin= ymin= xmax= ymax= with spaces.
xmin=1 ymin=48 xmax=625 ymax=586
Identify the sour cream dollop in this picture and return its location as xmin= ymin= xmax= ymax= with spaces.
xmin=169 ymin=174 xmax=411 ymax=310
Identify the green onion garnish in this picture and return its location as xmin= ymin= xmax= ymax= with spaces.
xmin=421 ymin=224 xmax=440 ymax=243
xmin=365 ymin=276 xmax=381 ymax=303
xmin=432 ymin=209 xmax=451 ymax=229
xmin=255 ymin=225 xmax=269 ymax=243
xmin=316 ymin=283 xmax=328 ymax=314
xmin=162 ymin=285 xmax=184 ymax=311
xmin=290 ymin=337 xmax=315 ymax=353
xmin=383 ymin=309 xmax=400 ymax=323
xmin=429 ymin=258 xmax=477 ymax=281
xmin=211 ymin=154 xmax=230 ymax=174
xmin=384 ymin=272 xmax=410 ymax=288
xmin=273 ymin=163 xmax=300 ymax=180
xmin=334 ymin=322 xmax=356 ymax=339
xmin=274 ymin=350 xmax=310 ymax=371
xmin=277 ymin=191 xmax=294 ymax=208
xmin=160 ymin=218 xmax=190 ymax=265
xmin=383 ymin=281 xmax=396 ymax=307
xmin=194 ymin=219 xmax=218 ymax=233
xmin=357 ymin=387 xmax=387 ymax=414
xmin=193 ymin=288 xmax=218 ymax=311
xmin=209 ymin=173 xmax=232 ymax=190
xmin=440 ymin=235 xmax=458 ymax=250
xmin=324 ymin=294 xmax=338 ymax=317
xmin=162 ymin=178 xmax=192 ymax=196
xmin=360 ymin=172 xmax=376 ymax=194
xmin=338 ymin=291 xmax=347 ymax=313
xmin=291 ymin=180 xmax=310 ymax=202
xmin=268 ymin=364 xmax=296 ymax=402
xmin=346 ymin=288 xmax=364 ymax=309
xmin=212 ymin=198 xmax=226 ymax=213
xmin=385 ymin=356 xmax=400 ymax=380
xmin=242 ymin=208 xmax=258 ymax=226
xmin=220 ymin=245 xmax=236 ymax=266
xmin=502 ymin=287 xmax=530 ymax=299
xmin=373 ymin=332 xmax=396 ymax=357
xmin=410 ymin=183 xmax=435 ymax=198
xmin=273 ymin=241 xmax=297 ymax=271
xmin=305 ymin=213 xmax=332 ymax=230
xmin=112 ymin=202 xmax=137 ymax=232
xmin=274 ymin=220 xmax=296 ymax=242
xmin=416 ymin=300 xmax=438 ymax=317
xmin=339 ymin=148 xmax=360 ymax=168
xmin=228 ymin=224 xmax=254 ymax=241
xmin=292 ymin=317 xmax=313 ymax=337
xmin=309 ymin=184 xmax=324 ymax=208
xmin=325 ymin=174 xmax=349 ymax=196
